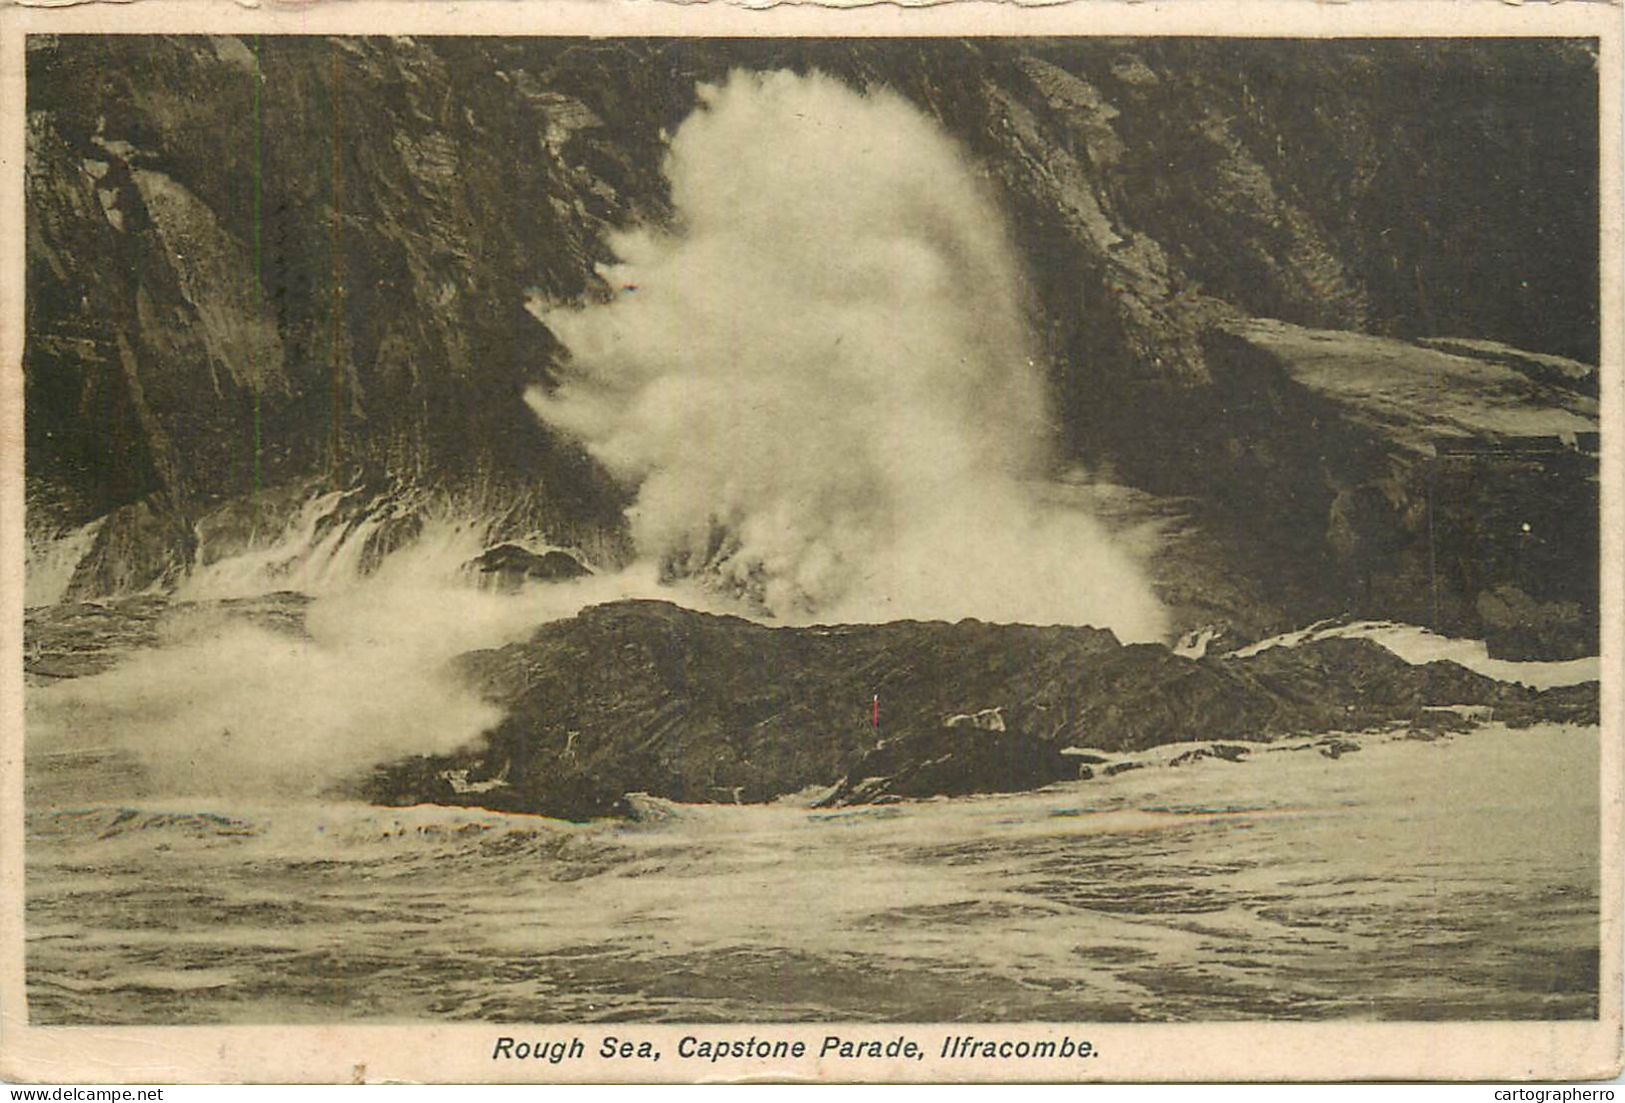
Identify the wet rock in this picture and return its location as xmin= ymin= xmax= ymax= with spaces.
xmin=817 ymin=724 xmax=1075 ymax=807
xmin=1169 ymin=743 xmax=1251 ymax=767
xmin=191 ymin=480 xmax=330 ymax=567
xmin=1316 ymin=738 xmax=1361 ymax=759
xmin=358 ymin=513 xmax=427 ymax=576
xmin=1475 ymin=584 xmax=1594 ymax=662
xmin=63 ymin=495 xmax=196 ymax=602
xmin=464 ymin=544 xmax=592 ymax=588
xmin=943 ymin=706 xmax=1006 ymax=732
xmin=1417 ymin=337 xmax=1597 ymax=396
xmin=1405 ymin=709 xmax=1476 ymax=740
xmin=1495 ymin=683 xmax=1600 ymax=728
xmin=397 ymin=600 xmax=1127 ymax=818
xmin=360 ymin=753 xmax=625 ymax=822
xmin=360 ymin=599 xmax=1599 ymax=819
xmin=1403 ymin=729 xmax=1449 ymax=743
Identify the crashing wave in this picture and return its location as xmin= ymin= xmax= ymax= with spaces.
xmin=1233 ymin=620 xmax=1598 ymax=690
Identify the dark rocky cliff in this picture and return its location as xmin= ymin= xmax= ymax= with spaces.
xmin=25 ymin=36 xmax=1600 ymax=650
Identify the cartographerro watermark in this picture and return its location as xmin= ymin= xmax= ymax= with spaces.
xmin=1493 ymin=1092 xmax=1616 ymax=1101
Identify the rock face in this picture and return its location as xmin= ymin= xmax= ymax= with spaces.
xmin=463 ymin=544 xmax=592 ymax=588
xmin=361 ymin=600 xmax=1598 ymax=819
xmin=1186 ymin=319 xmax=1600 ymax=655
xmin=819 ymin=726 xmax=1078 ymax=807
xmin=24 ymin=37 xmax=1600 ymax=652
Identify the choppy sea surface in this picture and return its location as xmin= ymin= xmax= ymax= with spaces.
xmin=27 ymin=722 xmax=1599 ymax=1024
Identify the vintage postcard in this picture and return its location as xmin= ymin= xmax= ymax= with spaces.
xmin=0 ymin=0 xmax=1619 ymax=1085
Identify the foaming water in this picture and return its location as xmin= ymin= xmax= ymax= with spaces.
xmin=24 ymin=515 xmax=1601 ymax=1021
xmin=26 ymin=724 xmax=1599 ymax=1023
xmin=28 ymin=516 xmax=725 ymax=798
xmin=177 ymin=491 xmax=364 ymax=601
xmin=176 ymin=492 xmax=537 ymax=602
xmin=25 ymin=518 xmax=106 ymax=608
xmin=1236 ymin=620 xmax=1600 ymax=689
xmin=530 ymin=70 xmax=1167 ymax=641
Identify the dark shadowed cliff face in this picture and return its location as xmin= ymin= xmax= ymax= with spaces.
xmin=24 ymin=36 xmax=1599 ymax=646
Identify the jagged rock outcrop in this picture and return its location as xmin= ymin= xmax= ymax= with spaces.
xmin=23 ymin=591 xmax=1598 ymax=814
xmin=463 ymin=544 xmax=591 ymax=588
xmin=819 ymin=725 xmax=1079 ymax=807
xmin=362 ymin=600 xmax=1598 ymax=819
xmin=24 ymin=37 xmax=1600 ymax=651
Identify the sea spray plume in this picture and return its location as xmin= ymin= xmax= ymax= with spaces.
xmin=529 ymin=70 xmax=1167 ymax=640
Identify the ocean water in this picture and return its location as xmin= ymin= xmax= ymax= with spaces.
xmin=26 ymin=722 xmax=1600 ymax=1024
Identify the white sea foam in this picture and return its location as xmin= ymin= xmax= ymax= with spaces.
xmin=24 ymin=517 xmax=106 ymax=608
xmin=27 ymin=518 xmax=725 ymax=797
xmin=1234 ymin=620 xmax=1599 ymax=689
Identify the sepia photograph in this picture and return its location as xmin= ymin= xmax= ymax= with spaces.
xmin=1 ymin=1 xmax=1619 ymax=1084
